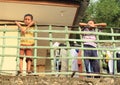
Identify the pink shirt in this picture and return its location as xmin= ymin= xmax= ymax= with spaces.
xmin=82 ymin=28 xmax=97 ymax=47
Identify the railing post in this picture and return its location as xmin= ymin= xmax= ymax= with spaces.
xmin=33 ymin=24 xmax=38 ymax=74
xmin=95 ymin=28 xmax=103 ymax=73
xmin=78 ymin=27 xmax=85 ymax=73
xmin=49 ymin=25 xmax=54 ymax=73
xmin=16 ymin=28 xmax=20 ymax=73
xmin=65 ymin=26 xmax=70 ymax=73
xmin=111 ymin=27 xmax=116 ymax=75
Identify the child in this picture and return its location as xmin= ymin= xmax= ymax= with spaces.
xmin=15 ymin=14 xmax=35 ymax=75
xmin=79 ymin=20 xmax=106 ymax=76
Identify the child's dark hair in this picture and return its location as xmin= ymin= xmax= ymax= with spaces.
xmin=88 ymin=20 xmax=96 ymax=23
xmin=24 ymin=14 xmax=33 ymax=20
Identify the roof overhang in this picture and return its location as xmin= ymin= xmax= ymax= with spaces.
xmin=0 ymin=0 xmax=80 ymax=26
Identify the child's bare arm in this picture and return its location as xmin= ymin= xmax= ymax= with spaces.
xmin=15 ymin=21 xmax=26 ymax=34
xmin=79 ymin=23 xmax=88 ymax=26
xmin=26 ymin=21 xmax=35 ymax=29
xmin=15 ymin=21 xmax=23 ymax=29
xmin=95 ymin=23 xmax=107 ymax=27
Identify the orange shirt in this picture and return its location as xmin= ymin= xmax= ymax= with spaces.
xmin=20 ymin=26 xmax=34 ymax=45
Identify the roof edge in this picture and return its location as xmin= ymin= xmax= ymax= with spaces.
xmin=0 ymin=0 xmax=80 ymax=8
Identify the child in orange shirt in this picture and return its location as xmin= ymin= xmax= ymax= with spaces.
xmin=15 ymin=14 xmax=35 ymax=75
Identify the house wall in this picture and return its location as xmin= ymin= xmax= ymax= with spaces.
xmin=0 ymin=25 xmax=22 ymax=74
xmin=0 ymin=25 xmax=48 ymax=74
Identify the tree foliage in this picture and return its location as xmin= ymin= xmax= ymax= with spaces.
xmin=83 ymin=0 xmax=120 ymax=27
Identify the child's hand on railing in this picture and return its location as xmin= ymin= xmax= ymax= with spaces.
xmin=15 ymin=21 xmax=26 ymax=34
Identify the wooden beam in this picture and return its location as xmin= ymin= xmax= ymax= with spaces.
xmin=0 ymin=19 xmax=23 ymax=22
xmin=0 ymin=0 xmax=80 ymax=8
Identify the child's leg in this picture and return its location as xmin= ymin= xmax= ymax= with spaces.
xmin=19 ymin=49 xmax=24 ymax=72
xmin=91 ymin=50 xmax=100 ymax=73
xmin=25 ymin=49 xmax=33 ymax=72
xmin=84 ymin=49 xmax=91 ymax=73
xmin=19 ymin=58 xmax=23 ymax=72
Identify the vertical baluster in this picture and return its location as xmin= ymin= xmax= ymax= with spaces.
xmin=49 ymin=25 xmax=54 ymax=73
xmin=95 ymin=28 xmax=102 ymax=74
xmin=16 ymin=26 xmax=20 ymax=73
xmin=65 ymin=26 xmax=70 ymax=74
xmin=33 ymin=24 xmax=38 ymax=74
xmin=78 ymin=27 xmax=85 ymax=73
xmin=111 ymin=27 xmax=116 ymax=75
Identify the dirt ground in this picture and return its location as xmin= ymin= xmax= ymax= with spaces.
xmin=0 ymin=75 xmax=120 ymax=85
